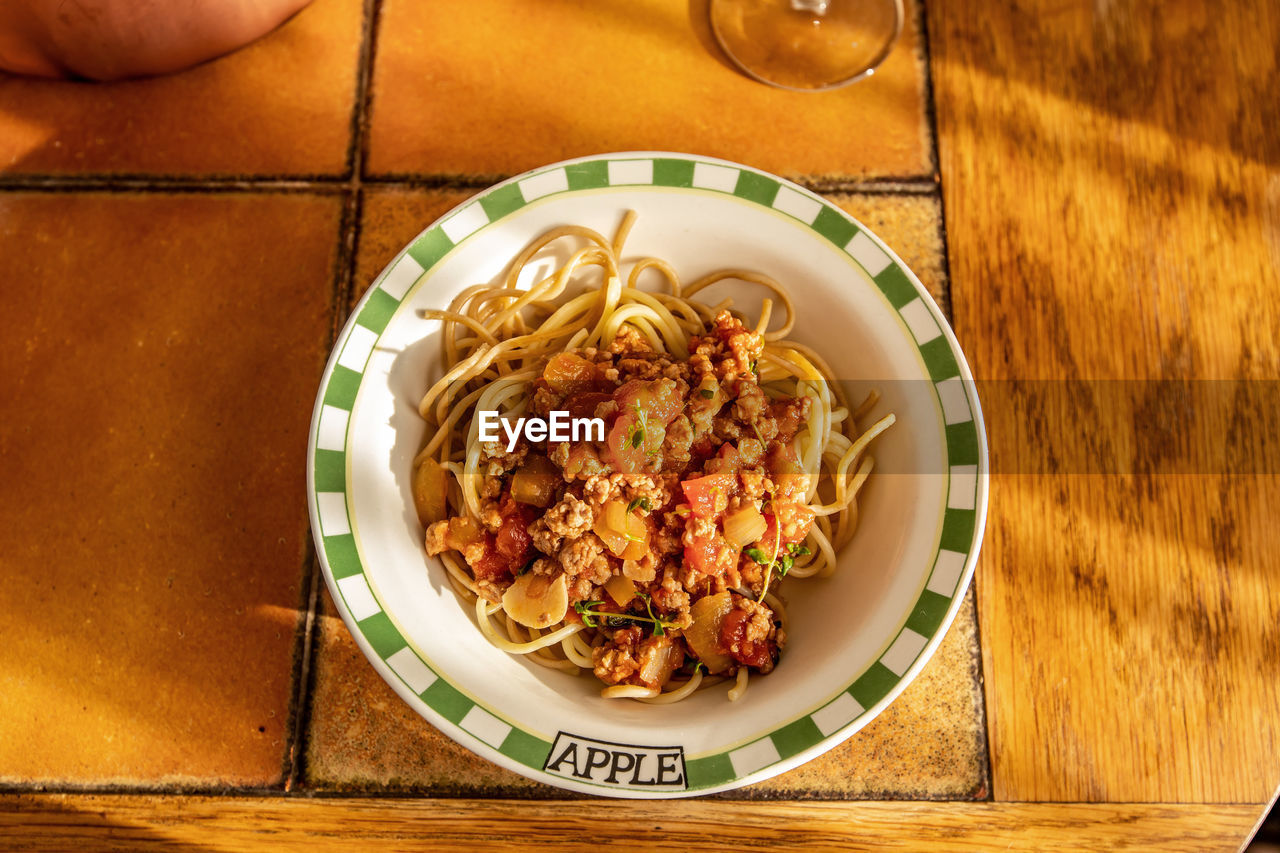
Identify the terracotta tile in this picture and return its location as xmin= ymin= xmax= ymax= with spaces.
xmin=0 ymin=191 xmax=343 ymax=785
xmin=366 ymin=0 xmax=931 ymax=181
xmin=350 ymin=187 xmax=478 ymax=305
xmin=305 ymin=589 xmax=557 ymax=795
xmin=740 ymin=589 xmax=986 ymax=798
xmin=307 ymin=186 xmax=983 ymax=798
xmin=0 ymin=0 xmax=362 ymax=177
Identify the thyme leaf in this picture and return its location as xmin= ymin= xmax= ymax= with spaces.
xmin=574 ymin=594 xmax=675 ymax=637
xmin=627 ymin=402 xmax=649 ymax=449
xmin=573 ymin=599 xmax=605 ymax=628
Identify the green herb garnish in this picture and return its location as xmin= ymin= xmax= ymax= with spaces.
xmin=574 ymin=594 xmax=675 ymax=636
xmin=627 ymin=402 xmax=648 ymax=449
xmin=637 ymin=591 xmax=670 ymax=636
xmin=699 ymin=388 xmax=715 ymax=399
xmin=746 ymin=541 xmax=812 ymax=582
xmin=626 ymin=496 xmax=651 ymax=514
xmin=573 ymin=599 xmax=603 ymax=627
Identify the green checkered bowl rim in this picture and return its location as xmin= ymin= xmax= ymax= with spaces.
xmin=307 ymin=151 xmax=988 ymax=797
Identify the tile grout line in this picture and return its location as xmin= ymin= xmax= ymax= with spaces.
xmin=0 ymin=176 xmax=352 ymax=191
xmin=353 ymin=0 xmax=386 ymax=186
xmin=283 ymin=552 xmax=322 ymax=791
xmin=282 ymin=0 xmax=381 ymax=793
xmin=0 ymin=176 xmax=940 ymax=197
xmin=281 ymin=187 xmax=360 ymax=793
xmin=0 ymin=786 xmax=1270 ymax=806
xmin=914 ymin=0 xmax=950 ymax=321
xmin=915 ymin=0 xmax=993 ymax=802
xmin=347 ymin=174 xmax=943 ymax=196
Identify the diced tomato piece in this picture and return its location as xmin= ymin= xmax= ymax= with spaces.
xmin=563 ymin=391 xmax=612 ymax=420
xmin=466 ymin=494 xmax=535 ymax=585
xmin=471 ymin=545 xmax=512 ymax=584
xmin=681 ymin=471 xmax=736 ymax=518
xmin=602 ymin=412 xmax=649 ymax=474
xmin=493 ymin=495 xmax=534 ymax=565
xmin=766 ymin=443 xmax=809 ymax=499
xmin=719 ymin=608 xmax=776 ymax=670
xmin=761 ymin=499 xmax=815 ymax=549
xmin=683 ymin=535 xmax=721 ymax=577
xmin=494 ymin=515 xmax=531 ymax=561
xmin=614 ymin=379 xmax=683 ymax=426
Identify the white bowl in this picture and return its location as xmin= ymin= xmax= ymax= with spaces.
xmin=306 ymin=152 xmax=987 ymax=797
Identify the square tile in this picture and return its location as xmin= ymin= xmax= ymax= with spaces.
xmin=0 ymin=0 xmax=363 ymax=177
xmin=366 ymin=0 xmax=931 ymax=181
xmin=304 ymin=589 xmax=555 ymax=794
xmin=350 ymin=187 xmax=479 ymax=305
xmin=734 ymin=589 xmax=986 ymax=798
xmin=306 ymin=185 xmax=983 ymax=798
xmin=0 ymin=190 xmax=343 ymax=785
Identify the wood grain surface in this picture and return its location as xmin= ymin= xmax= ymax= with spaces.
xmin=929 ymin=0 xmax=1280 ymax=803
xmin=0 ymin=795 xmax=1265 ymax=852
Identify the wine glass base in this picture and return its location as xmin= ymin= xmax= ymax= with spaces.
xmin=710 ymin=0 xmax=904 ymax=91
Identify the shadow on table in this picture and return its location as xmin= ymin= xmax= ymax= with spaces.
xmin=1 ymin=796 xmax=214 ymax=852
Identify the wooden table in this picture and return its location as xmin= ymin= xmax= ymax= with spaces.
xmin=0 ymin=0 xmax=1276 ymax=848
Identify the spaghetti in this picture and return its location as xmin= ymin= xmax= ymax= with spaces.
xmin=411 ymin=212 xmax=894 ymax=702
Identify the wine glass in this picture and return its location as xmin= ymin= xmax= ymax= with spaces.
xmin=709 ymin=0 xmax=905 ymax=91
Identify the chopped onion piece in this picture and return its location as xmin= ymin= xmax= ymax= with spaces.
xmin=723 ymin=505 xmax=766 ymax=548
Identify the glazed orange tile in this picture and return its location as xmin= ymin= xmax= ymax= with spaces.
xmin=350 ymin=187 xmax=478 ymax=306
xmin=366 ymin=0 xmax=931 ymax=181
xmin=0 ymin=191 xmax=342 ymax=785
xmin=0 ymin=0 xmax=362 ymax=177
xmin=305 ymin=186 xmax=983 ymax=796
